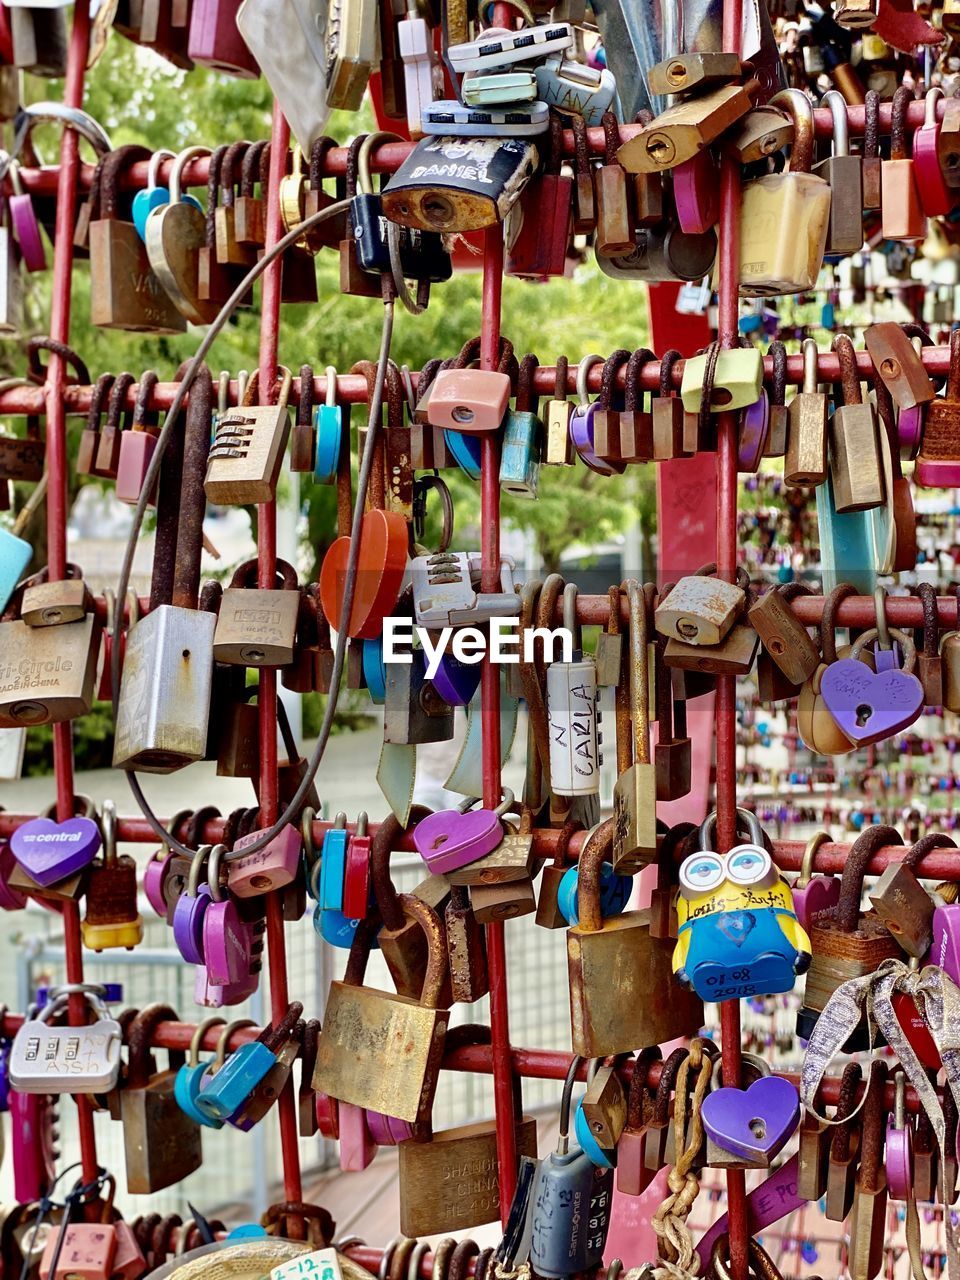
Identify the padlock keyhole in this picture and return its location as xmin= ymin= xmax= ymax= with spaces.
xmin=453 ymin=406 xmax=475 ymax=423
xmin=749 ymin=1117 xmax=766 ymax=1140
xmin=430 ymin=834 xmax=449 ymax=849
xmin=855 ymin=703 xmax=873 ymax=727
xmin=678 ymin=620 xmax=699 ymax=639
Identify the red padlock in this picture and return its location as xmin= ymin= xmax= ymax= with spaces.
xmin=188 ymin=0 xmax=259 ymax=77
xmin=672 ymin=149 xmax=720 ymax=236
xmin=343 ymin=812 xmax=373 ymax=920
xmin=506 ymin=113 xmax=572 ymax=279
xmin=914 ymin=87 xmax=952 ymax=217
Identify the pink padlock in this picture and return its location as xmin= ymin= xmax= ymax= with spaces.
xmin=338 ymin=1101 xmax=377 ymax=1171
xmin=8 ymin=160 xmax=46 ymax=273
xmin=672 ymin=150 xmax=720 ymax=236
xmin=111 ymin=1222 xmax=147 ymax=1280
xmin=41 ymin=1219 xmax=117 ymax=1280
xmin=201 ymin=845 xmax=248 ymax=986
xmin=188 ymin=0 xmax=259 ymax=78
xmin=366 ymin=1109 xmax=416 ymax=1144
xmin=426 ymin=365 xmax=513 ymax=434
xmin=194 ymin=964 xmax=261 ymax=1008
xmin=115 ymin=372 xmax=160 ymax=505
xmin=791 ymin=831 xmax=840 ymax=930
xmin=913 ymin=87 xmax=952 ymax=217
xmin=228 ymin=823 xmax=303 ymax=897
xmin=932 ymin=902 xmax=960 ymax=984
xmin=885 ymin=1072 xmax=913 ymax=1202
xmin=11 ymin=1089 xmax=57 ymax=1202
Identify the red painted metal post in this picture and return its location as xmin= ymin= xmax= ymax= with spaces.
xmin=257 ymin=104 xmax=304 ymax=1213
xmin=43 ymin=0 xmax=100 ymax=1187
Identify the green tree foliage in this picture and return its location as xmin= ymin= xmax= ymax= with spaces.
xmin=11 ymin=37 xmax=656 ymax=575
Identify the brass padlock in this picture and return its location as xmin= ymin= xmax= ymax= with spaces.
xmin=655 ymin=563 xmax=746 ymax=648
xmin=867 ymin=831 xmax=941 ymax=959
xmin=580 ymin=1061 xmax=627 ymax=1151
xmin=763 ymin=341 xmax=788 ymax=458
xmin=567 ymin=821 xmax=703 ymax=1056
xmin=612 ymin=580 xmax=658 ymax=873
xmin=748 ymin=582 xmax=820 ymax=686
xmin=470 ymin=875 xmax=537 ymax=922
xmin=784 ymin=338 xmax=827 ymax=488
xmin=812 ymin=90 xmax=864 ymax=257
xmin=213 ymin=558 xmax=301 ymax=667
xmin=595 ymin=584 xmax=624 ymax=687
xmin=313 ymin=899 xmax=450 ymax=1128
xmin=121 ymin=1003 xmax=202 ymax=1193
xmin=446 ymin=808 xmax=536 ymax=886
xmin=646 ymin=52 xmax=742 ymax=97
xmin=373 ymin=809 xmax=432 ymax=1000
xmin=916 ymin=581 xmax=943 ymax=708
xmin=444 ymin=886 xmax=488 ymax=1004
xmin=728 ymin=106 xmax=794 ymax=165
xmin=655 ymin=650 xmax=691 ymax=802
xmin=829 ymin=333 xmax=883 ymax=513
xmin=20 ymin=563 xmax=91 ymax=627
xmin=617 ymin=81 xmax=753 ymax=173
xmin=205 ymin=367 xmax=292 ymax=506
xmin=797 ymin=584 xmax=857 ymax=757
xmin=824 ymin=1062 xmax=863 ymax=1221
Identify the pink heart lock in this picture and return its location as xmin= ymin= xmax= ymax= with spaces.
xmin=819 ymin=625 xmax=924 ymax=746
xmin=10 ymin=813 xmax=102 ymax=887
xmin=412 ymin=802 xmax=505 ymax=876
xmin=791 ymin=831 xmax=840 ymax=931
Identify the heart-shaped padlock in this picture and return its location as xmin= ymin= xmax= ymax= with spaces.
xmin=173 ymin=849 xmax=214 ymax=964
xmin=202 ymin=847 xmax=249 ymax=987
xmin=10 ymin=809 xmax=102 ymax=887
xmin=412 ymin=796 xmax=507 ymax=875
xmin=820 ymin=625 xmax=924 ymax=745
xmin=702 ymin=1071 xmax=800 ymax=1164
xmin=791 ymin=831 xmax=840 ymax=930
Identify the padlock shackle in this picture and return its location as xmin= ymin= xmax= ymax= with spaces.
xmin=127 ymin=1002 xmax=181 ymax=1087
xmin=308 ymin=136 xmax=337 ymax=194
xmin=652 ymin=1046 xmax=689 ymax=1126
xmin=106 ymin=370 xmax=135 ymax=434
xmin=820 ymin=581 xmax=857 ymax=664
xmin=849 ymin=626 xmax=916 ymax=672
xmin=576 ymin=354 xmax=603 ymax=407
xmin=835 ymin=825 xmax=902 ymax=933
xmin=220 ymin=140 xmax=251 ymax=202
xmin=624 ymin=579 xmax=650 ymax=764
xmin=372 ymin=808 xmax=431 ymax=929
xmin=241 ymin=139 xmax=268 ymax=199
xmin=395 ymin=893 xmax=447 ymax=1008
xmin=625 ymin=1044 xmax=662 ymax=1128
xmin=832 ymin=333 xmax=861 ymax=406
xmin=769 ymin=88 xmax=814 ymax=173
xmin=171 ymin=364 xmax=212 ymax=611
xmin=170 ymin=145 xmax=211 ymax=206
xmin=863 ymin=89 xmax=880 ymax=161
xmin=797 ymin=831 xmax=829 ymax=888
xmin=624 ymin=347 xmax=656 ymax=413
xmin=598 ymin=348 xmax=631 ymax=411
xmin=904 ymin=831 xmax=956 ymax=870
xmin=820 ymin=90 xmax=849 ymax=157
xmin=859 ymin=1060 xmax=888 ymax=1194
xmin=101 ymin=143 xmax=151 ymax=223
xmin=917 ymin=581 xmax=940 ymax=659
xmin=575 ymin=819 xmax=615 ymax=933
xmin=189 ymin=1015 xmax=226 ymax=1067
xmin=890 ymin=84 xmax=912 ymax=163
xmin=828 ymin=1060 xmax=862 ymax=1160
xmin=134 ymin=369 xmax=159 ymax=426
xmin=924 ymin=86 xmax=943 ymax=129
xmin=147 ymin=147 xmax=175 ymax=192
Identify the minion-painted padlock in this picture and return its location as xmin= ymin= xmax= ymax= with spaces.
xmin=673 ymin=808 xmax=811 ymax=1003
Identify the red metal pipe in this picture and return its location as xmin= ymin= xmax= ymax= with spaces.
xmin=0 ymin=346 xmax=950 ymax=417
xmin=255 ymin=104 xmax=304 ymax=1217
xmin=11 ymin=98 xmax=948 ymax=199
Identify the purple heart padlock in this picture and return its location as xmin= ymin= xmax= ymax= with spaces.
xmin=932 ymin=903 xmax=960 ymax=984
xmin=738 ymin=391 xmax=769 ymax=472
xmin=8 ymin=168 xmax=46 ymax=274
xmin=819 ymin=628 xmax=924 ymax=746
xmin=10 ymin=815 xmax=102 ymax=887
xmin=412 ymin=805 xmax=503 ymax=876
xmin=701 ymin=1075 xmax=800 ymax=1163
xmin=144 ymin=850 xmax=173 ymax=918
xmin=898 ymin=403 xmax=924 ymax=461
xmin=173 ymin=883 xmax=211 ymax=964
xmin=431 ymin=652 xmax=482 ymax=707
xmin=569 ymin=356 xmax=624 ymax=476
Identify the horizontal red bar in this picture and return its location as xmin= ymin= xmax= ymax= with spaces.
xmin=0 ymin=347 xmax=950 ymax=416
xmin=12 ymin=98 xmax=945 ymax=198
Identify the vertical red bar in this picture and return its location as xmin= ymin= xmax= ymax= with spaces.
xmin=257 ymin=104 xmax=304 ymax=1212
xmin=479 ymin=196 xmax=518 ymax=1215
xmin=717 ymin=0 xmax=748 ymax=1267
xmin=44 ymin=0 xmax=99 ymax=1186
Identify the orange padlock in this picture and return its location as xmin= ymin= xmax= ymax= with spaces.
xmin=881 ymin=85 xmax=927 ymax=243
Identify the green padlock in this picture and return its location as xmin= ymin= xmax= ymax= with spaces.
xmin=680 ymin=348 xmax=763 ymax=415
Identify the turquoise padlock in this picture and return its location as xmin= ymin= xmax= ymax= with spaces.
xmin=195 ymin=1039 xmax=276 ymax=1122
xmin=499 ymin=408 xmax=540 ymax=499
xmin=314 ymin=904 xmax=361 ymax=948
xmin=362 ymin=637 xmax=386 ymax=703
xmin=174 ymin=1017 xmax=227 ymax=1130
xmin=314 ymin=364 xmax=348 ymax=483
xmin=444 ymin=428 xmax=481 ymax=480
xmin=318 ymin=812 xmax=349 ymax=911
xmin=557 ymin=860 xmax=632 ymax=926
xmin=132 ymin=148 xmax=203 ymax=242
xmin=574 ymin=1097 xmax=617 ymax=1169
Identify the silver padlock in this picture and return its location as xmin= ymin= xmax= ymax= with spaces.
xmin=412 ymin=551 xmax=518 ymax=626
xmin=10 ymin=990 xmax=122 ymax=1094
xmin=546 ymin=583 xmax=601 ymax=797
xmin=534 ymin=54 xmax=617 ymax=126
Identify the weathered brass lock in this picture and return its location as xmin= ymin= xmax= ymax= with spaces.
xmin=0 ymin=580 xmax=101 ymax=729
xmin=646 ymin=52 xmax=742 ymax=97
xmin=567 ymin=821 xmax=703 ymax=1056
xmin=612 ymin=580 xmax=658 ymax=873
xmin=655 ymin=564 xmax=746 ymax=648
xmin=213 ymin=558 xmax=301 ymax=667
xmin=868 ymin=832 xmax=942 ymax=959
xmin=784 ymin=338 xmax=827 ymax=488
xmin=205 ymin=367 xmax=292 ymax=506
xmin=618 ymin=82 xmax=753 ymax=173
xmin=749 ymin=583 xmax=820 ymax=686
xmin=829 ymin=333 xmax=884 ymax=513
xmin=20 ymin=564 xmax=91 ymax=627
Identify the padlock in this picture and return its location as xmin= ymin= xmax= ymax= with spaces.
xmin=823 ymin=1061 xmax=863 ymax=1221
xmin=536 ymin=821 xmax=579 ymax=930
xmin=77 ymin=371 xmax=111 ymax=477
xmin=547 ymin=583 xmax=600 ymax=797
xmin=868 ymin=832 xmax=940 ymax=959
xmin=571 ymin=352 xmax=625 ymax=476
xmin=647 ymin=52 xmax=741 ymax=96
xmin=681 ymin=347 xmax=762 ymax=416
xmin=529 ymin=1056 xmax=614 ymax=1279
xmin=791 ymin=831 xmax=840 ymax=931
xmin=611 ymin=580 xmax=657 ymax=871
xmin=937 ymin=97 xmax=960 ymax=189
xmin=175 ymin=1014 xmax=230 ymax=1130
xmin=567 ymin=821 xmax=703 ymax=1056
xmin=570 ymin=115 xmax=597 ymax=234
xmin=146 ymin=144 xmax=223 ymax=326
xmin=915 ymin=581 xmax=943 ymax=708
xmin=762 ymin=341 xmax=788 ymax=458
xmin=544 ymin=355 xmax=575 ymax=466
xmin=122 ymin=1002 xmax=202 ymax=1193
xmin=506 ymin=116 xmax=571 ymax=281
xmin=595 ymin=584 xmax=624 ymax=687
xmin=738 ymin=90 xmax=831 ymax=296
xmin=427 ymin=344 xmax=514 ymax=434
xmin=382 ymin=134 xmax=540 ymax=235
xmin=422 ymin=100 xmax=548 ymax=136
xmin=229 ymin=822 xmax=302 ymax=898
xmin=315 ymin=365 xmax=350 ymax=484
xmin=20 ymin=563 xmax=91 ymax=628
xmin=617 ymin=81 xmax=753 ymax=173
xmin=812 ymin=90 xmax=863 ymax=256
xmin=10 ymin=990 xmax=122 ymax=1094
xmin=749 ymin=584 xmax=819 ymax=686
xmin=81 ymin=800 xmax=144 ymax=952
xmin=784 ymin=338 xmax=827 ymax=488
xmin=212 ymin=558 xmax=300 ymax=668
xmin=414 ymin=794 xmax=507 ymax=879
xmin=618 ymin=347 xmax=656 ymax=463
xmin=114 ymin=369 xmax=214 ymax=771
xmin=819 ymin=623 xmax=923 ymax=746
xmin=500 ymin=354 xmax=542 ymax=498
xmin=89 ymin=144 xmax=186 ymax=333
xmin=40 ymin=1177 xmax=118 ymax=1279
xmin=197 ymin=1003 xmax=302 ymax=1123
xmin=535 ymin=52 xmax=616 ymax=125
xmin=205 ymin=367 xmax=292 ymax=505
xmin=470 ymin=874 xmax=538 ymax=922
xmin=655 ymin=650 xmax=692 ymax=801
xmin=115 ymin=371 xmax=161 ymax=505
xmin=314 ymin=900 xmax=449 ymax=1127
xmin=596 ymin=112 xmax=634 ymax=257
xmin=8 ymin=795 xmax=102 ymax=897
xmin=882 ymin=86 xmax=926 ymax=244
xmin=591 ymin=348 xmax=631 ymax=470
xmin=444 ymin=885 xmax=489 ymax=1004
xmin=912 ymin=87 xmax=952 ymax=217
xmin=616 ymin=1045 xmax=662 ymax=1194
xmin=915 ymin=327 xmax=960 ymax=489
xmin=728 ymin=105 xmax=794 ymax=165
xmin=673 ymin=810 xmax=811 ymax=1002
xmin=798 ymin=824 xmax=902 ymax=1044
xmin=703 ymin=1053 xmax=799 ymax=1168
xmin=189 ymin=0 xmax=257 ymax=75
xmin=655 ymin=564 xmax=746 ymax=648
xmin=829 ymin=332 xmax=883 ymax=512
xmin=847 ymin=1061 xmax=889 ymax=1280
